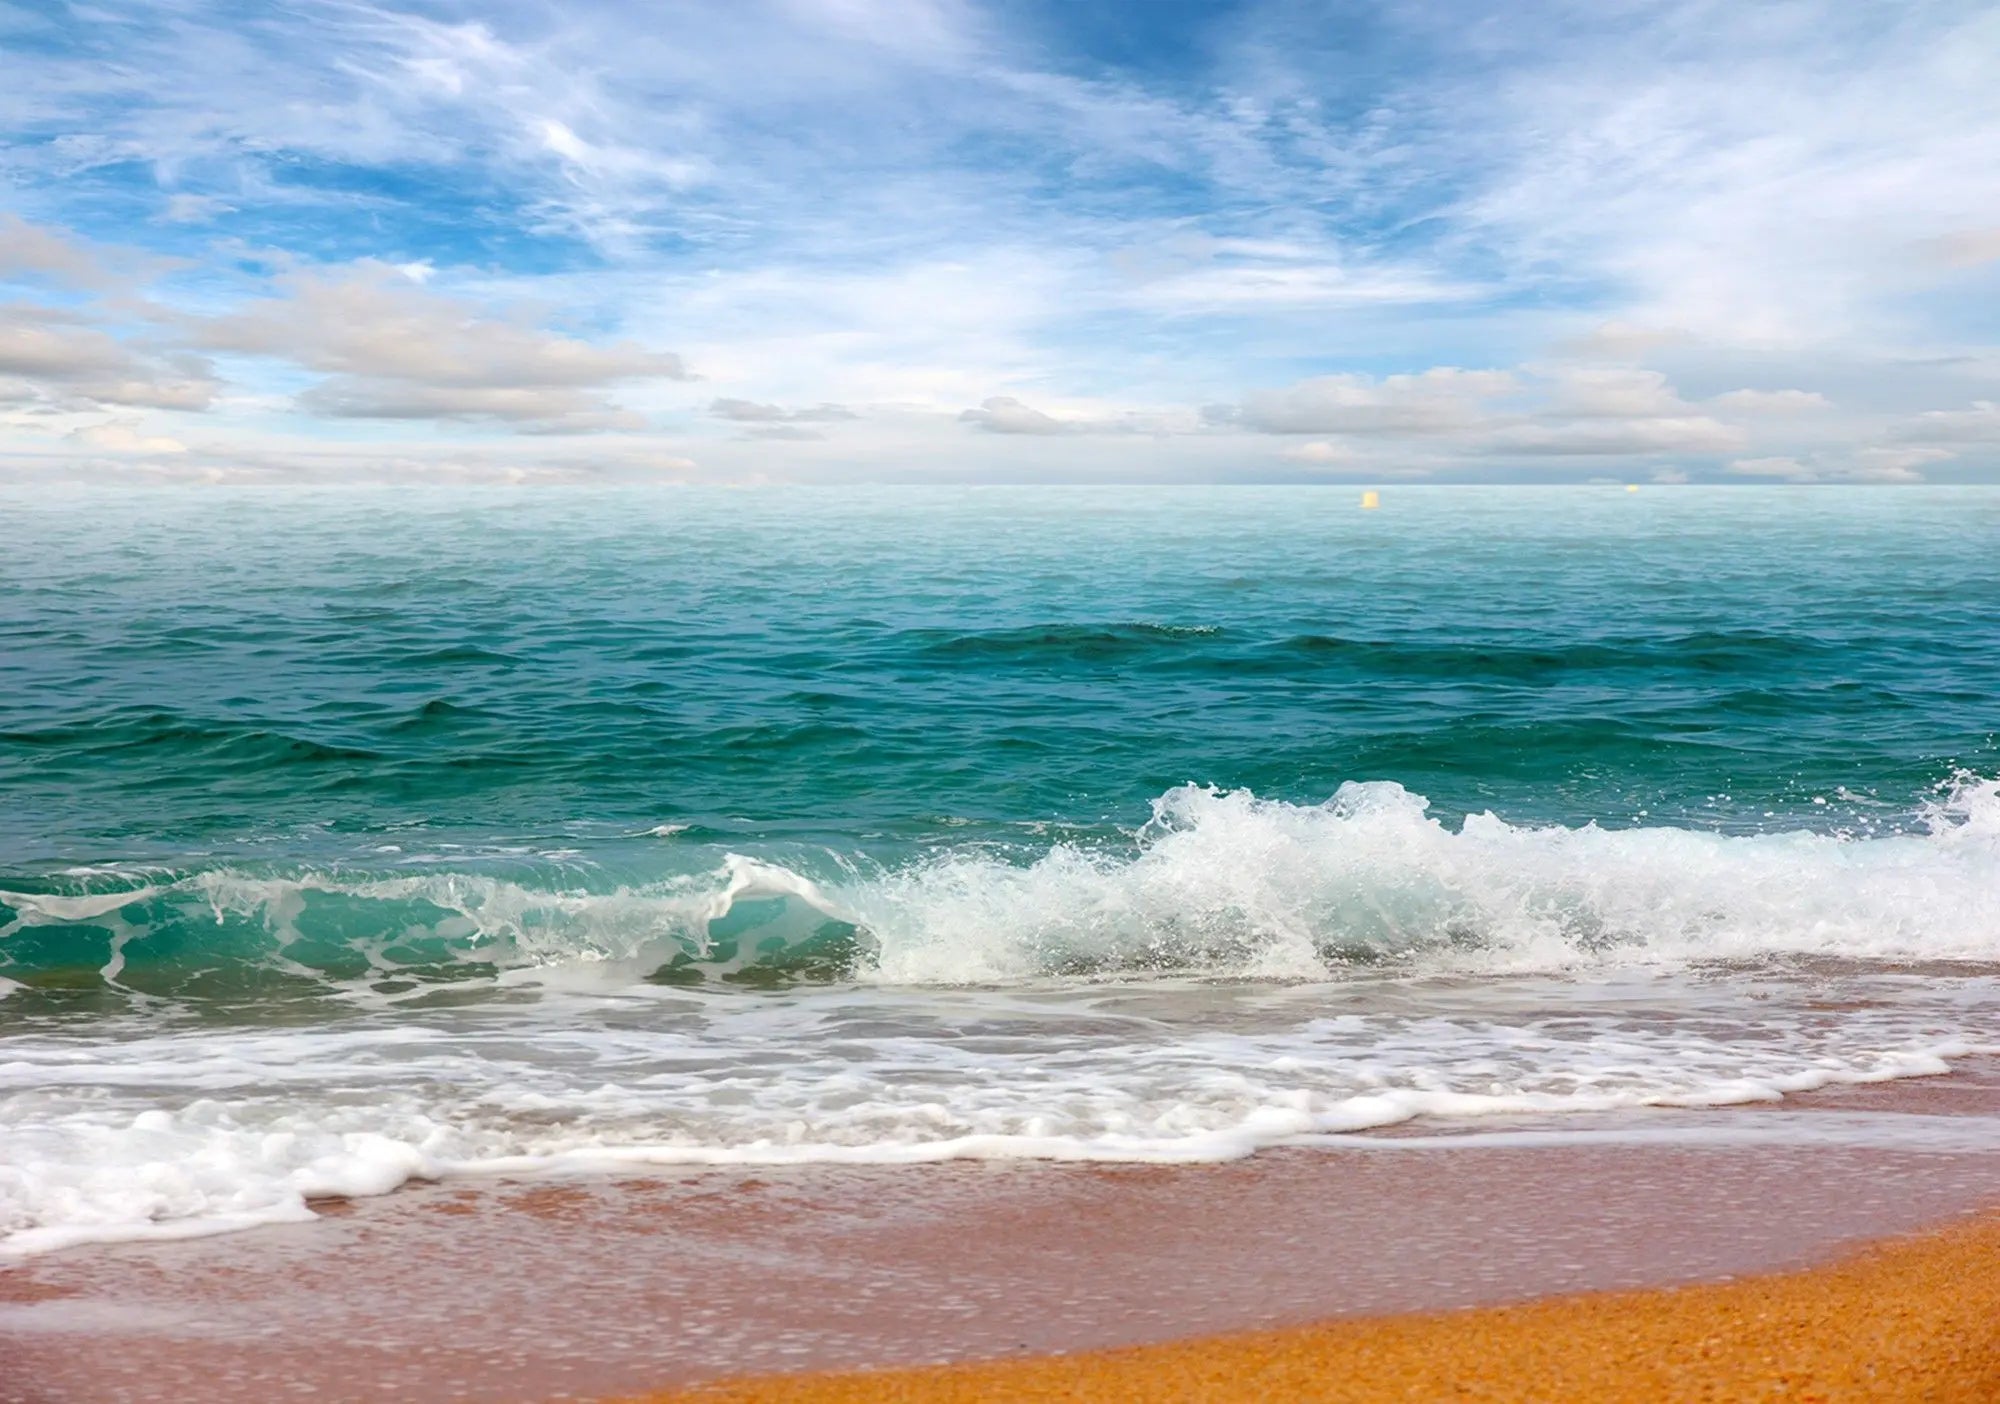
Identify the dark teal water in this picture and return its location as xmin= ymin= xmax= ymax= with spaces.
xmin=3 ymin=485 xmax=1999 ymax=1255
xmin=4 ymin=485 xmax=1994 ymax=860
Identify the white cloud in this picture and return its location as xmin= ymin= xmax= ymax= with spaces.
xmin=1923 ymin=228 xmax=2000 ymax=269
xmin=1111 ymin=236 xmax=1469 ymax=312
xmin=1853 ymin=446 xmax=1954 ymax=479
xmin=66 ymin=419 xmax=187 ymax=454
xmin=779 ymin=0 xmax=981 ymax=61
xmin=1729 ymin=446 xmax=1952 ymax=483
xmin=1728 ymin=456 xmax=1814 ymax=480
xmin=297 ymin=382 xmax=648 ymax=432
xmin=950 ymin=393 xmax=1197 ymax=438
xmin=5 ymin=4 xmax=2000 ymax=481
xmin=1542 ymin=367 xmax=1691 ymax=418
xmin=1899 ymin=400 xmax=2000 ymax=443
xmin=1556 ymin=322 xmax=1695 ymax=360
xmin=1276 ymin=440 xmax=1356 ymax=464
xmin=1710 ymin=388 xmax=1833 ymax=415
xmin=706 ymin=397 xmax=860 ymax=442
xmin=1486 ymin=416 xmax=1743 ymax=457
xmin=709 ymin=398 xmax=856 ymax=423
xmin=192 ymin=263 xmax=686 ymax=430
xmin=1443 ymin=5 xmax=2000 ymax=344
xmin=1237 ymin=369 xmax=1516 ymax=435
xmin=0 ymin=215 xmax=117 ymax=288
xmin=159 ymin=193 xmax=230 ymax=225
xmin=1227 ymin=363 xmax=1753 ymax=460
xmin=959 ymin=395 xmax=1073 ymax=435
xmin=0 ymin=305 xmax=217 ymax=411
xmin=535 ymin=119 xmax=708 ymax=195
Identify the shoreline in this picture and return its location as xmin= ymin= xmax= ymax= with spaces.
xmin=6 ymin=1065 xmax=2000 ymax=1402
xmin=643 ymin=1208 xmax=2000 ymax=1403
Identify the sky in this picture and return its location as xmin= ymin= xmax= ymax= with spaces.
xmin=1 ymin=0 xmax=1998 ymax=484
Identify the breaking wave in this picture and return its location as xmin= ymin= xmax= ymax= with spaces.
xmin=5 ymin=775 xmax=1998 ymax=1000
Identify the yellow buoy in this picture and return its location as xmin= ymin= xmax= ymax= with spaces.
xmin=1360 ymin=490 xmax=1380 ymax=510
xmin=1625 ymin=484 xmax=1639 ymax=493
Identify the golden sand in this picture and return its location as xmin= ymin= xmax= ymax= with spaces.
xmin=640 ymin=1212 xmax=2000 ymax=1403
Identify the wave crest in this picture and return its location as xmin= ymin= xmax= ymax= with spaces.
xmin=854 ymin=774 xmax=2000 ymax=982
xmin=4 ymin=776 xmax=1999 ymax=998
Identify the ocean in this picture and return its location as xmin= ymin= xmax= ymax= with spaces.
xmin=3 ymin=484 xmax=1998 ymax=1256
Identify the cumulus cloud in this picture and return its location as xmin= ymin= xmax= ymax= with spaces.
xmin=1503 ymin=365 xmax=1746 ymax=455
xmin=1226 ymin=363 xmax=1754 ymax=460
xmin=0 ymin=305 xmax=218 ymax=411
xmin=1710 ymin=389 xmax=1833 ymax=415
xmin=1542 ymin=367 xmax=1691 ymax=418
xmin=193 ymin=264 xmax=687 ymax=431
xmin=1485 ymin=416 xmax=1744 ymax=456
xmin=296 ymin=381 xmax=648 ymax=432
xmin=1729 ymin=457 xmax=1816 ymax=481
xmin=0 ymin=215 xmax=116 ymax=288
xmin=1898 ymin=400 xmax=2000 ymax=443
xmin=1854 ymin=447 xmax=1955 ymax=479
xmin=1556 ymin=322 xmax=1695 ymax=361
xmin=709 ymin=398 xmax=857 ymax=423
xmin=1729 ymin=447 xmax=1951 ymax=483
xmin=1236 ymin=369 xmax=1515 ymax=436
xmin=953 ymin=395 xmax=1200 ymax=439
xmin=1277 ymin=440 xmax=1357 ymax=464
xmin=958 ymin=395 xmax=1075 ymax=435
xmin=66 ymin=419 xmax=188 ymax=454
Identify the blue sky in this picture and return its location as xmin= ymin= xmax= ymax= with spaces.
xmin=2 ymin=0 xmax=1998 ymax=482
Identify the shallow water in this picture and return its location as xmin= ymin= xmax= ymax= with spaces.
xmin=3 ymin=485 xmax=1999 ymax=1253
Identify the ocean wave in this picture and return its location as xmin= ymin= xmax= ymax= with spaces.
xmin=910 ymin=621 xmax=1226 ymax=662
xmin=3 ymin=775 xmax=1998 ymax=998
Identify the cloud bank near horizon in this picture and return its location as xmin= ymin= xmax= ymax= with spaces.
xmin=2 ymin=0 xmax=1998 ymax=484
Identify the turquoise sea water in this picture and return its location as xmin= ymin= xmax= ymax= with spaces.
xmin=3 ymin=486 xmax=1999 ymax=1253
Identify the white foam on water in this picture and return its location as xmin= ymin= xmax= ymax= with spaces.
xmin=5 ymin=777 xmax=2000 ymax=1256
xmin=0 ymin=886 xmax=167 ymax=927
xmin=849 ymin=774 xmax=2000 ymax=982
xmin=11 ymin=775 xmax=1998 ymax=989
xmin=3 ymin=966 xmax=1996 ymax=1257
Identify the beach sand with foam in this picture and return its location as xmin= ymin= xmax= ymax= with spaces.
xmin=4 ymin=1068 xmax=1999 ymax=1403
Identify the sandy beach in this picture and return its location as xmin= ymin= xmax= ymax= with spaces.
xmin=646 ymin=1210 xmax=2000 ymax=1402
xmin=5 ymin=1068 xmax=2000 ymax=1403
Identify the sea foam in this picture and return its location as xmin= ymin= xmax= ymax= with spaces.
xmin=6 ymin=776 xmax=1998 ymax=994
xmin=5 ymin=779 xmax=2000 ymax=1257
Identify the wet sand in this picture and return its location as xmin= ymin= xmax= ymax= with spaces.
xmin=645 ymin=1210 xmax=2000 ymax=1402
xmin=3 ymin=1067 xmax=1999 ymax=1403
